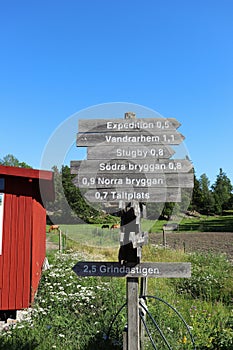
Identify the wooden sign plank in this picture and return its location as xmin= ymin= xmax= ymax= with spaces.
xmin=73 ymin=261 xmax=191 ymax=278
xmin=78 ymin=118 xmax=181 ymax=133
xmin=83 ymin=187 xmax=181 ymax=203
xmin=87 ymin=145 xmax=175 ymax=160
xmin=73 ymin=173 xmax=194 ymax=189
xmin=70 ymin=159 xmax=193 ymax=174
xmin=77 ymin=131 xmax=185 ymax=147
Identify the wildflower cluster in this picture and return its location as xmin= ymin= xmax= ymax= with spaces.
xmin=36 ymin=252 xmax=106 ymax=312
xmin=0 ymin=251 xmax=125 ymax=350
xmin=188 ymin=304 xmax=233 ymax=349
xmin=174 ymin=252 xmax=233 ymax=304
xmin=0 ymin=249 xmax=232 ymax=349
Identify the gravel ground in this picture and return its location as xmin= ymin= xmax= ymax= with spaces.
xmin=0 ymin=309 xmax=33 ymax=332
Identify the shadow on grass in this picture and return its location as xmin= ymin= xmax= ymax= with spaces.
xmin=0 ymin=340 xmax=39 ymax=350
xmin=179 ymin=215 xmax=233 ymax=232
xmin=84 ymin=333 xmax=122 ymax=350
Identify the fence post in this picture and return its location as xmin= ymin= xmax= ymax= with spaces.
xmin=59 ymin=229 xmax=62 ymax=252
xmin=162 ymin=227 xmax=167 ymax=248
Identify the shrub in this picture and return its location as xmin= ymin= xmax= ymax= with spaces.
xmin=174 ymin=252 xmax=233 ymax=304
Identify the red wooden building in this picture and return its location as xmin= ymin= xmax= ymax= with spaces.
xmin=0 ymin=165 xmax=54 ymax=317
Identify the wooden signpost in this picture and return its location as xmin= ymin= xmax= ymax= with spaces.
xmin=71 ymin=112 xmax=193 ymax=350
xmin=73 ymin=261 xmax=191 ymax=278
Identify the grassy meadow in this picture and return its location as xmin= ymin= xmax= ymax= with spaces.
xmin=0 ymin=215 xmax=233 ymax=349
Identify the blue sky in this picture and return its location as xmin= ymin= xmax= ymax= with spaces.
xmin=0 ymin=0 xmax=233 ymax=185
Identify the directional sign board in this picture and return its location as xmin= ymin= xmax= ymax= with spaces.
xmin=83 ymin=187 xmax=182 ymax=203
xmin=73 ymin=261 xmax=191 ymax=278
xmin=71 ymin=159 xmax=193 ymax=174
xmin=71 ymin=116 xmax=194 ymax=205
xmin=77 ymin=131 xmax=185 ymax=147
xmin=87 ymin=145 xmax=175 ymax=160
xmin=78 ymin=118 xmax=181 ymax=132
xmin=74 ymin=173 xmax=194 ymax=189
xmin=71 ymin=114 xmax=193 ymax=350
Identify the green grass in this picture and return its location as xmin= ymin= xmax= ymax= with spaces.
xmin=47 ymin=224 xmax=120 ymax=248
xmin=1 ymin=245 xmax=232 ymax=349
xmin=178 ymin=215 xmax=233 ymax=232
xmin=148 ymin=215 xmax=233 ymax=233
xmin=47 ymin=215 xmax=233 ymax=251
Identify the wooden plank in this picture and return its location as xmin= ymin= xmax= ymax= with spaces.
xmin=22 ymin=196 xmax=32 ymax=308
xmin=75 ymin=173 xmax=194 ymax=189
xmin=71 ymin=159 xmax=193 ymax=174
xmin=83 ymin=187 xmax=181 ymax=203
xmin=0 ymin=165 xmax=54 ymax=181
xmin=0 ymin=194 xmax=12 ymax=309
xmin=77 ymin=130 xmax=185 ymax=146
xmin=15 ymin=196 xmax=26 ymax=309
xmin=8 ymin=195 xmax=19 ymax=310
xmin=73 ymin=261 xmax=191 ymax=278
xmin=31 ymin=200 xmax=39 ymax=302
xmin=31 ymin=200 xmax=46 ymax=303
xmin=87 ymin=145 xmax=175 ymax=160
xmin=127 ymin=277 xmax=140 ymax=350
xmin=0 ymin=256 xmax=2 ymax=290
xmin=78 ymin=118 xmax=181 ymax=132
xmin=0 ymin=193 xmax=5 ymax=291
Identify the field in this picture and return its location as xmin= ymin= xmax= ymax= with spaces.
xmin=149 ymin=215 xmax=233 ymax=259
xmin=52 ymin=215 xmax=233 ymax=259
xmin=0 ymin=215 xmax=232 ymax=349
xmin=150 ymin=232 xmax=233 ymax=259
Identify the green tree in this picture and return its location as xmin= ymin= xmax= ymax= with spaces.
xmin=0 ymin=154 xmax=32 ymax=168
xmin=47 ymin=165 xmax=102 ymax=224
xmin=46 ymin=166 xmax=69 ymax=223
xmin=199 ymin=173 xmax=215 ymax=214
xmin=190 ymin=173 xmax=202 ymax=212
xmin=161 ymin=202 xmax=176 ymax=220
xmin=146 ymin=203 xmax=164 ymax=220
xmin=61 ymin=165 xmax=100 ymax=223
xmin=212 ymin=168 xmax=233 ymax=214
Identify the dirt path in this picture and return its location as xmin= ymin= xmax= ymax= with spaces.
xmin=46 ymin=236 xmax=59 ymax=251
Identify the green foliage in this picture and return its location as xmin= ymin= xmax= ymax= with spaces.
xmin=56 ymin=224 xmax=119 ymax=248
xmin=199 ymin=173 xmax=215 ymax=215
xmin=146 ymin=203 xmax=164 ymax=220
xmin=0 ymin=154 xmax=32 ymax=168
xmin=190 ymin=173 xmax=203 ymax=212
xmin=190 ymin=169 xmax=233 ymax=216
xmin=186 ymin=302 xmax=233 ymax=350
xmin=212 ymin=168 xmax=233 ymax=214
xmin=178 ymin=215 xmax=233 ymax=232
xmin=0 ymin=251 xmax=126 ymax=350
xmin=46 ymin=166 xmax=101 ymax=224
xmin=174 ymin=252 xmax=233 ymax=304
xmin=0 ymin=248 xmax=232 ymax=349
xmin=1 ymin=154 xmax=233 ymax=222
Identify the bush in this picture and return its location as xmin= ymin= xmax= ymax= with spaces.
xmin=0 ymin=251 xmax=126 ymax=350
xmin=174 ymin=252 xmax=233 ymax=304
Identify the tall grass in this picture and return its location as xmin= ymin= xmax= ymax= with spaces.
xmin=0 ymin=244 xmax=232 ymax=349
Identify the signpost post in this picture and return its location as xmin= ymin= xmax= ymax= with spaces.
xmin=71 ymin=112 xmax=193 ymax=350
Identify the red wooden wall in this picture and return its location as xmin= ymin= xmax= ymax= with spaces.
xmin=0 ymin=166 xmax=54 ymax=311
xmin=31 ymin=199 xmax=46 ymax=303
xmin=0 ymin=194 xmax=32 ymax=309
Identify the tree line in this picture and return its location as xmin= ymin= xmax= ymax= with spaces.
xmin=0 ymin=154 xmax=233 ymax=223
xmin=191 ymin=168 xmax=233 ymax=215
